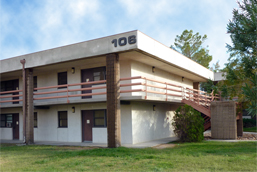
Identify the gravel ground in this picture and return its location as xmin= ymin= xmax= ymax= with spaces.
xmin=204 ymin=132 xmax=257 ymax=140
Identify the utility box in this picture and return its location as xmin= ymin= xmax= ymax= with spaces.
xmin=211 ymin=101 xmax=237 ymax=139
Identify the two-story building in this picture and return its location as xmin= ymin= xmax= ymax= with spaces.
xmin=0 ymin=30 xmax=214 ymax=146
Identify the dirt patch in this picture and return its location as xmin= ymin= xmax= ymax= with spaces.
xmin=152 ymin=144 xmax=177 ymax=149
xmin=55 ymin=146 xmax=103 ymax=150
xmin=204 ymin=132 xmax=257 ymax=140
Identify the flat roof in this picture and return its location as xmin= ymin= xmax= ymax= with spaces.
xmin=0 ymin=30 xmax=214 ymax=81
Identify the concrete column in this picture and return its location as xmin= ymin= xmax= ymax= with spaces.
xmin=106 ymin=53 xmax=121 ymax=148
xmin=25 ymin=68 xmax=34 ymax=144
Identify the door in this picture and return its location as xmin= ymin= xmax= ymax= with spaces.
xmin=81 ymin=67 xmax=106 ymax=99
xmin=12 ymin=114 xmax=19 ymax=139
xmin=82 ymin=110 xmax=94 ymax=142
xmin=81 ymin=69 xmax=94 ymax=98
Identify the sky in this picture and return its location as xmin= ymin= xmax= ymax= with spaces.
xmin=0 ymin=0 xmax=239 ymax=69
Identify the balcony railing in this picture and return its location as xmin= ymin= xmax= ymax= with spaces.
xmin=0 ymin=89 xmax=23 ymax=107
xmin=0 ymin=76 xmax=220 ymax=107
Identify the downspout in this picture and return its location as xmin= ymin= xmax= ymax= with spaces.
xmin=20 ymin=59 xmax=26 ymax=143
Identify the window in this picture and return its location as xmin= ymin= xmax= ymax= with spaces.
xmin=94 ymin=110 xmax=106 ymax=127
xmin=93 ymin=67 xmax=106 ymax=82
xmin=0 ymin=114 xmax=12 ymax=128
xmin=58 ymin=111 xmax=67 ymax=127
xmin=33 ymin=76 xmax=37 ymax=91
xmin=34 ymin=112 xmax=37 ymax=128
xmin=1 ymin=79 xmax=19 ymax=92
xmin=58 ymin=72 xmax=67 ymax=89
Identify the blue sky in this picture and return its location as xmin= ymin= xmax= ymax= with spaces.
xmin=0 ymin=0 xmax=238 ymax=68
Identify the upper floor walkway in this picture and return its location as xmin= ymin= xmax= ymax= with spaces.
xmin=0 ymin=76 xmax=219 ymax=108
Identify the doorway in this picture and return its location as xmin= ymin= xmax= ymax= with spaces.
xmin=81 ymin=110 xmax=93 ymax=142
xmin=12 ymin=113 xmax=19 ymax=140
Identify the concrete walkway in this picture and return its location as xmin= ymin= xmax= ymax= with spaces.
xmin=0 ymin=136 xmax=179 ymax=148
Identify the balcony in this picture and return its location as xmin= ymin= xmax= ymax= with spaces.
xmin=0 ymin=76 xmax=219 ymax=108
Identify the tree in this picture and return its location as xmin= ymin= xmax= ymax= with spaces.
xmin=171 ymin=29 xmax=212 ymax=68
xmin=223 ymin=0 xmax=257 ymax=116
xmin=210 ymin=61 xmax=220 ymax=73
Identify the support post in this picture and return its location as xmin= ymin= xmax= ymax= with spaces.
xmin=20 ymin=59 xmax=26 ymax=143
xmin=25 ymin=68 xmax=34 ymax=144
xmin=237 ymin=103 xmax=243 ymax=137
xmin=106 ymin=53 xmax=121 ymax=148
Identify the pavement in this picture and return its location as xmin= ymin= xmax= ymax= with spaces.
xmin=0 ymin=136 xmax=179 ymax=148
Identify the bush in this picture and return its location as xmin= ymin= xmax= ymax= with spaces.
xmin=243 ymin=119 xmax=256 ymax=128
xmin=172 ymin=104 xmax=204 ymax=142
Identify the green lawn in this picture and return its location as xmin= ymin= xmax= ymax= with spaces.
xmin=244 ymin=127 xmax=257 ymax=132
xmin=1 ymin=141 xmax=256 ymax=171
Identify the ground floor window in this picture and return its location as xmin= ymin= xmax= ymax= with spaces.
xmin=34 ymin=112 xmax=37 ymax=128
xmin=94 ymin=110 xmax=106 ymax=127
xmin=0 ymin=114 xmax=12 ymax=128
xmin=58 ymin=111 xmax=67 ymax=128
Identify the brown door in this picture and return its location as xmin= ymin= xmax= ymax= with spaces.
xmin=81 ymin=69 xmax=93 ymax=98
xmin=12 ymin=114 xmax=19 ymax=139
xmin=82 ymin=110 xmax=94 ymax=142
xmin=81 ymin=67 xmax=106 ymax=99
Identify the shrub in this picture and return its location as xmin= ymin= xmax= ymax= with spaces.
xmin=172 ymin=104 xmax=204 ymax=142
xmin=243 ymin=119 xmax=256 ymax=128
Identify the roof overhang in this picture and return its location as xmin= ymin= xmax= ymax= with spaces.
xmin=0 ymin=30 xmax=213 ymax=82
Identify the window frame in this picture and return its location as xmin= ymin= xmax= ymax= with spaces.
xmin=93 ymin=110 xmax=107 ymax=127
xmin=0 ymin=114 xmax=13 ymax=128
xmin=58 ymin=111 xmax=68 ymax=128
xmin=58 ymin=72 xmax=67 ymax=89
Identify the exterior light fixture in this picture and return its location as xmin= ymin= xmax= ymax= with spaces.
xmin=152 ymin=66 xmax=155 ymax=73
xmin=153 ymin=105 xmax=156 ymax=111
xmin=71 ymin=67 xmax=75 ymax=74
xmin=72 ymin=107 xmax=75 ymax=113
xmin=182 ymin=77 xmax=184 ymax=82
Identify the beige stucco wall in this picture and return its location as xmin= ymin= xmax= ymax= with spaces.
xmin=131 ymin=101 xmax=179 ymax=144
xmin=0 ymin=108 xmax=23 ymax=140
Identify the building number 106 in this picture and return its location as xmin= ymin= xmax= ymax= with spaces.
xmin=111 ymin=35 xmax=136 ymax=47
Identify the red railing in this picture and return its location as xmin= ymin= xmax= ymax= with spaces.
xmin=184 ymin=87 xmax=220 ymax=109
xmin=120 ymin=76 xmax=183 ymax=100
xmin=0 ymin=76 xmax=219 ymax=106
xmin=34 ymin=80 xmax=107 ymax=103
xmin=0 ymin=90 xmax=23 ymax=106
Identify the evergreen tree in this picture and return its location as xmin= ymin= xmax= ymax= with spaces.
xmin=223 ymin=0 xmax=257 ymax=116
xmin=171 ymin=30 xmax=212 ymax=68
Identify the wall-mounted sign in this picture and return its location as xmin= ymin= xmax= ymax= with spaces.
xmin=111 ymin=35 xmax=136 ymax=47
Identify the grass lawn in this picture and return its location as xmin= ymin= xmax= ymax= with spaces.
xmin=244 ymin=127 xmax=257 ymax=132
xmin=1 ymin=141 xmax=256 ymax=172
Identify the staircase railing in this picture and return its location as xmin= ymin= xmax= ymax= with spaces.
xmin=184 ymin=88 xmax=220 ymax=109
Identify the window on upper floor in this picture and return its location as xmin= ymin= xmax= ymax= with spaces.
xmin=93 ymin=67 xmax=106 ymax=82
xmin=58 ymin=72 xmax=67 ymax=89
xmin=0 ymin=79 xmax=19 ymax=92
xmin=33 ymin=76 xmax=37 ymax=91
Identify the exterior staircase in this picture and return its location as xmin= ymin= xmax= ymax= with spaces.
xmin=182 ymin=88 xmax=220 ymax=131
